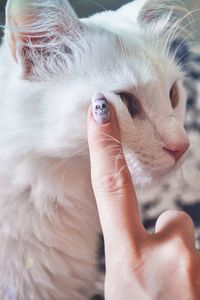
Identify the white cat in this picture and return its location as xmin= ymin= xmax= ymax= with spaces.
xmin=0 ymin=0 xmax=190 ymax=299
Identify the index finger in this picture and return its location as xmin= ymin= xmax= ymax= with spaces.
xmin=87 ymin=93 xmax=146 ymax=255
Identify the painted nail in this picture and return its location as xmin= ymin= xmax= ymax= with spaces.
xmin=92 ymin=93 xmax=111 ymax=124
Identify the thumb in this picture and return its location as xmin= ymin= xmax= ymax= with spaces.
xmin=87 ymin=92 xmax=146 ymax=256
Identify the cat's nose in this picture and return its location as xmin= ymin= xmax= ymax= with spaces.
xmin=163 ymin=140 xmax=190 ymax=161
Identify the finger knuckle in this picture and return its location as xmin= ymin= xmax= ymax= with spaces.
xmin=98 ymin=171 xmax=130 ymax=194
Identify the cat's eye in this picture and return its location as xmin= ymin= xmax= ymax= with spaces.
xmin=117 ymin=92 xmax=141 ymax=117
xmin=170 ymin=82 xmax=179 ymax=109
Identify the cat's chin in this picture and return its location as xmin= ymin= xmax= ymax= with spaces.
xmin=134 ymin=154 xmax=187 ymax=188
xmin=129 ymin=164 xmax=176 ymax=189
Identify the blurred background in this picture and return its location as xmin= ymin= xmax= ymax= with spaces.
xmin=72 ymin=0 xmax=199 ymax=18
xmin=0 ymin=0 xmax=200 ymax=20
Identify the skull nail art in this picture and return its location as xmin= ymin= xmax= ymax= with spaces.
xmin=92 ymin=93 xmax=111 ymax=124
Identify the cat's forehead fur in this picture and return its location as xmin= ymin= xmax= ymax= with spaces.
xmin=66 ymin=31 xmax=181 ymax=110
xmin=5 ymin=0 xmax=181 ymax=86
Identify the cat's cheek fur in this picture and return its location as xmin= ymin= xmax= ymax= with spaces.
xmin=117 ymin=81 xmax=188 ymax=186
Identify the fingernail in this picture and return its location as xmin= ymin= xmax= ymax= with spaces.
xmin=92 ymin=92 xmax=111 ymax=124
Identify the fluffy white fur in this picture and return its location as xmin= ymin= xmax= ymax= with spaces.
xmin=0 ymin=0 xmax=190 ymax=299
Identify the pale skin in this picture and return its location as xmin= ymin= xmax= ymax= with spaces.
xmin=87 ymin=98 xmax=200 ymax=300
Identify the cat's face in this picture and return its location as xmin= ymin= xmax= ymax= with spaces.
xmin=92 ymin=35 xmax=189 ymax=186
xmin=4 ymin=0 xmax=189 ymax=186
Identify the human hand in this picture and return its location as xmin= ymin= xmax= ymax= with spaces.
xmin=87 ymin=93 xmax=200 ymax=300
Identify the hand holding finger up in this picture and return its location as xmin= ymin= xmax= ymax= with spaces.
xmin=87 ymin=93 xmax=200 ymax=300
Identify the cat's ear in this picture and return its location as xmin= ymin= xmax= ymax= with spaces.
xmin=5 ymin=0 xmax=83 ymax=78
xmin=118 ymin=0 xmax=171 ymax=31
xmin=118 ymin=0 xmax=150 ymax=21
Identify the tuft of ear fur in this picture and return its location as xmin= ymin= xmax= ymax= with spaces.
xmin=117 ymin=0 xmax=192 ymax=56
xmin=118 ymin=0 xmax=188 ymax=35
xmin=5 ymin=0 xmax=83 ymax=79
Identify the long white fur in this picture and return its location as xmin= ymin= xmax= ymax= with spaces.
xmin=0 ymin=0 xmax=191 ymax=299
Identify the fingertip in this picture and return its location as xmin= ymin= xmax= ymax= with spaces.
xmin=87 ymin=93 xmax=119 ymax=146
xmin=155 ymin=210 xmax=179 ymax=233
xmin=155 ymin=210 xmax=194 ymax=233
xmin=155 ymin=210 xmax=195 ymax=244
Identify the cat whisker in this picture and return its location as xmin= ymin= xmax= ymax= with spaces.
xmin=108 ymin=153 xmax=124 ymax=162
xmin=44 ymin=144 xmax=88 ymax=180
xmin=164 ymin=7 xmax=200 ymax=55
xmin=104 ymin=147 xmax=124 ymax=160
xmin=114 ymin=165 xmax=128 ymax=181
xmin=165 ymin=7 xmax=192 ymax=42
xmin=100 ymin=132 xmax=122 ymax=145
xmin=118 ymin=37 xmax=129 ymax=67
xmin=151 ymin=0 xmax=190 ymax=44
xmin=45 ymin=158 xmax=69 ymax=180
xmin=45 ymin=160 xmax=63 ymax=180
xmin=170 ymin=14 xmax=200 ymax=53
xmin=174 ymin=30 xmax=200 ymax=66
xmin=177 ymin=41 xmax=200 ymax=48
xmin=175 ymin=30 xmax=200 ymax=66
xmin=60 ymin=163 xmax=69 ymax=190
xmin=147 ymin=0 xmax=188 ymax=15
xmin=104 ymin=144 xmax=123 ymax=152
